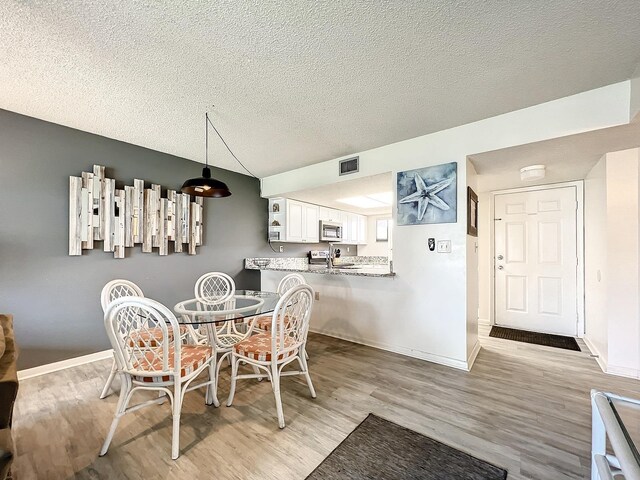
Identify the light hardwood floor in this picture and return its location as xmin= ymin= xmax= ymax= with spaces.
xmin=12 ymin=327 xmax=640 ymax=479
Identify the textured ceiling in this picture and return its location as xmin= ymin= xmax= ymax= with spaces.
xmin=288 ymin=172 xmax=393 ymax=215
xmin=470 ymin=120 xmax=640 ymax=192
xmin=2 ymin=1 xmax=640 ymax=177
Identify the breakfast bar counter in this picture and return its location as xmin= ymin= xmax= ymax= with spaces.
xmin=245 ymin=257 xmax=395 ymax=278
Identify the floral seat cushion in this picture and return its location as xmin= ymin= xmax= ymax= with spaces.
xmin=253 ymin=315 xmax=272 ymax=331
xmin=233 ymin=333 xmax=298 ymax=362
xmin=127 ymin=325 xmax=188 ymax=348
xmin=132 ymin=344 xmax=212 ymax=383
xmin=253 ymin=315 xmax=292 ymax=332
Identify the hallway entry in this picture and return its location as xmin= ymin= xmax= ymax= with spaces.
xmin=494 ymin=186 xmax=579 ymax=336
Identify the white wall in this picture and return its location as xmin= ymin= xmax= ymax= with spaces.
xmin=466 ymin=160 xmax=480 ymax=364
xmin=631 ymin=63 xmax=640 ymax=121
xmin=605 ymin=149 xmax=640 ymax=377
xmin=584 ymin=155 xmax=608 ymax=368
xmin=477 ymin=192 xmax=492 ymax=324
xmin=358 ymin=215 xmax=392 ymax=257
xmin=584 ymin=148 xmax=640 ymax=379
xmin=261 ymin=270 xmax=472 ymax=371
xmin=261 ymin=82 xmax=631 ymax=370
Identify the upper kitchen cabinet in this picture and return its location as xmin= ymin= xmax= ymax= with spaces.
xmin=339 ymin=211 xmax=367 ymax=245
xmin=319 ymin=206 xmax=341 ymax=223
xmin=302 ymin=202 xmax=319 ymax=243
xmin=268 ymin=198 xmax=319 ymax=243
xmin=357 ymin=215 xmax=367 ymax=245
xmin=269 ymin=198 xmax=365 ymax=244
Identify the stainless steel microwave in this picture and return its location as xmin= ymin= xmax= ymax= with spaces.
xmin=319 ymin=221 xmax=343 ymax=242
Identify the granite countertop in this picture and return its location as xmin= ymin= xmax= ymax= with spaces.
xmin=245 ymin=257 xmax=395 ymax=278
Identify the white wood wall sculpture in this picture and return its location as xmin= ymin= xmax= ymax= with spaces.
xmin=69 ymin=165 xmax=204 ymax=258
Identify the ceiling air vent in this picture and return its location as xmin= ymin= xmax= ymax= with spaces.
xmin=339 ymin=156 xmax=359 ymax=176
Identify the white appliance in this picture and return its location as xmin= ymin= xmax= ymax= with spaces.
xmin=319 ymin=221 xmax=343 ymax=242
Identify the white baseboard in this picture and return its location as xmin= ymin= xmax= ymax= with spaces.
xmin=582 ymin=336 xmax=608 ymax=374
xmin=466 ymin=341 xmax=481 ymax=371
xmin=582 ymin=336 xmax=639 ymax=379
xmin=478 ymin=318 xmax=491 ymax=326
xmin=18 ymin=349 xmax=113 ymax=380
xmin=606 ymin=364 xmax=640 ymax=380
xmin=309 ymin=328 xmax=471 ymax=371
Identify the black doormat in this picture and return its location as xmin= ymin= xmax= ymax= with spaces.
xmin=490 ymin=326 xmax=580 ymax=351
xmin=306 ymin=414 xmax=507 ymax=480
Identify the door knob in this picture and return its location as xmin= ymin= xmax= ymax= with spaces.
xmin=497 ymin=265 xmax=504 ymax=270
xmin=497 ymin=255 xmax=504 ymax=260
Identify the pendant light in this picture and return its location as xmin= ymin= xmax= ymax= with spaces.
xmin=181 ymin=113 xmax=232 ymax=198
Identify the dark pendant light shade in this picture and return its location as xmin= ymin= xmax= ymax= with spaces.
xmin=181 ymin=167 xmax=231 ymax=198
xmin=181 ymin=112 xmax=232 ymax=198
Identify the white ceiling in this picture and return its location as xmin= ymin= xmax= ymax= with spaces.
xmin=288 ymin=173 xmax=393 ymax=216
xmin=2 ymin=2 xmax=640 ymax=177
xmin=470 ymin=120 xmax=640 ymax=192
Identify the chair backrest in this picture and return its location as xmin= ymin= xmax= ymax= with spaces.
xmin=101 ymin=279 xmax=144 ymax=312
xmin=276 ymin=273 xmax=306 ymax=295
xmin=270 ymin=284 xmax=314 ymax=358
xmin=194 ymin=272 xmax=235 ymax=306
xmin=104 ymin=296 xmax=182 ymax=378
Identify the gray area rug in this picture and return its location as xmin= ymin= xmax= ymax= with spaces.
xmin=306 ymin=414 xmax=507 ymax=480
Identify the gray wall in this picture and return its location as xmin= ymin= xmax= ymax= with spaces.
xmin=0 ymin=109 xmax=275 ymax=369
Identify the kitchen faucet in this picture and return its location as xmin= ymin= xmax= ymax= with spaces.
xmin=327 ymin=243 xmax=337 ymax=269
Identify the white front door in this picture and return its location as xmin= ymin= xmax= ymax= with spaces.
xmin=494 ymin=186 xmax=578 ymax=336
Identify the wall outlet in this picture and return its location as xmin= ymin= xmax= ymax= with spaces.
xmin=279 ymin=245 xmax=284 ymax=253
xmin=315 ymin=291 xmax=320 ymax=301
xmin=346 ymin=246 xmax=351 ymax=253
xmin=436 ymin=240 xmax=451 ymax=253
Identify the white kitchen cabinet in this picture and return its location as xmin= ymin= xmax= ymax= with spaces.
xmin=338 ymin=211 xmax=350 ymax=244
xmin=319 ymin=207 xmax=341 ymax=223
xmin=285 ymin=200 xmax=304 ymax=243
xmin=271 ymin=199 xmax=365 ymax=245
xmin=278 ymin=199 xmax=319 ymax=243
xmin=348 ymin=214 xmax=359 ymax=244
xmin=338 ymin=212 xmax=364 ymax=245
xmin=357 ymin=215 xmax=367 ymax=245
xmin=303 ymin=203 xmax=319 ymax=243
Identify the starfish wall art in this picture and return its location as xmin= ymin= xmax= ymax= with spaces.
xmin=396 ymin=162 xmax=457 ymax=225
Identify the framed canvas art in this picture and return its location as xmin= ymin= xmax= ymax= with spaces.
xmin=467 ymin=186 xmax=478 ymax=237
xmin=397 ymin=162 xmax=457 ymax=226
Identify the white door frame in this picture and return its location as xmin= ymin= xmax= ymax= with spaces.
xmin=487 ymin=181 xmax=585 ymax=337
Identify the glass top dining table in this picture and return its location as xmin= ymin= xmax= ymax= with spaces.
xmin=173 ymin=290 xmax=281 ymax=325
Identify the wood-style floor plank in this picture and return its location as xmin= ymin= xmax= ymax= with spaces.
xmin=12 ymin=327 xmax=640 ymax=479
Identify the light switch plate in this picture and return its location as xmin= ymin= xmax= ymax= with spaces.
xmin=436 ymin=240 xmax=451 ymax=253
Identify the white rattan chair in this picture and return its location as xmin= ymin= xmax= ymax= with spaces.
xmin=190 ymin=271 xmax=237 ymax=345
xmin=100 ymin=296 xmax=217 ymax=460
xmin=187 ymin=271 xmax=256 ymax=398
xmin=226 ymin=284 xmax=316 ymax=428
xmin=195 ymin=272 xmax=235 ymax=305
xmin=99 ymin=279 xmax=144 ymax=399
xmin=254 ymin=273 xmax=306 ymax=332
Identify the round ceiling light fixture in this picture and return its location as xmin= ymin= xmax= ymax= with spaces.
xmin=520 ymin=164 xmax=546 ymax=182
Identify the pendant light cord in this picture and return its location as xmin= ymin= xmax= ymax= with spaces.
xmin=205 ymin=113 xmax=209 ymax=168
xmin=206 ymin=113 xmax=258 ymax=178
